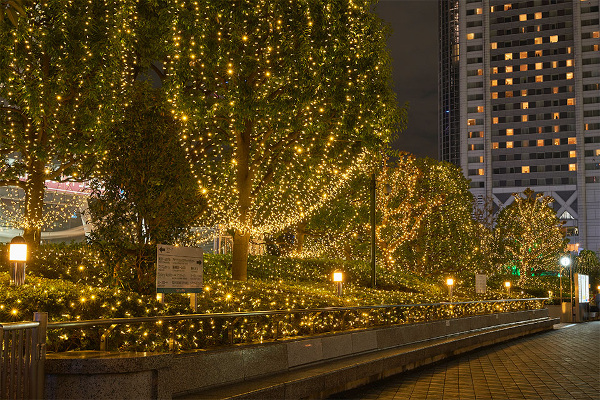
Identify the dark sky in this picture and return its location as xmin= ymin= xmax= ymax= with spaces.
xmin=375 ymin=0 xmax=439 ymax=159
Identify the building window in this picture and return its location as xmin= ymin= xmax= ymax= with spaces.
xmin=505 ymin=65 xmax=513 ymax=73
xmin=520 ymin=64 xmax=528 ymax=71
xmin=552 ymin=61 xmax=558 ymax=68
xmin=522 ymin=166 xmax=530 ymax=173
xmin=507 ymin=141 xmax=514 ymax=148
xmin=568 ymin=137 xmax=576 ymax=145
xmin=476 ymin=8 xmax=482 ymax=15
xmin=535 ymin=50 xmax=542 ymax=57
xmin=521 ymin=89 xmax=527 ymax=96
xmin=537 ymin=139 xmax=544 ymax=147
xmin=554 ymin=138 xmax=560 ymax=145
xmin=492 ymin=142 xmax=499 ymax=149
xmin=506 ymin=78 xmax=513 ymax=85
xmin=520 ymin=51 xmax=527 ymax=59
xmin=569 ymin=151 xmax=576 ymax=158
xmin=550 ymin=35 xmax=559 ymax=43
xmin=492 ymin=92 xmax=499 ymax=99
xmin=536 ymin=75 xmax=544 ymax=82
xmin=567 ymin=72 xmax=573 ymax=79
xmin=536 ymin=62 xmax=543 ymax=70
xmin=477 ymin=106 xmax=484 ymax=112
xmin=468 ymin=119 xmax=476 ymax=126
xmin=522 ymin=102 xmax=529 ymax=109
xmin=567 ymin=98 xmax=575 ymax=105
xmin=554 ymin=125 xmax=560 ymax=132
xmin=566 ymin=59 xmax=573 ymax=67
xmin=491 ymin=42 xmax=497 ymax=49
xmin=535 ymin=12 xmax=542 ymax=19
xmin=553 ymin=87 xmax=559 ymax=94
xmin=506 ymin=128 xmax=514 ymax=136
xmin=553 ymin=112 xmax=560 ymax=119
xmin=522 ymin=115 xmax=528 ymax=122
xmin=491 ymin=80 xmax=498 ymax=86
xmin=477 ymin=69 xmax=483 ymax=75
xmin=569 ymin=164 xmax=577 ymax=171
xmin=535 ymin=37 xmax=543 ymax=44
xmin=493 ymin=117 xmax=499 ymax=124
xmin=520 ymin=14 xmax=527 ymax=21
xmin=478 ymin=169 xmax=485 ymax=175
xmin=506 ymin=91 xmax=513 ymax=97
xmin=467 ymin=33 xmax=475 ymax=40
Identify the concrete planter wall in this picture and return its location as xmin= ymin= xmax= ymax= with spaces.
xmin=44 ymin=309 xmax=550 ymax=400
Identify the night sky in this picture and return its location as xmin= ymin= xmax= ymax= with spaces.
xmin=375 ymin=0 xmax=439 ymax=159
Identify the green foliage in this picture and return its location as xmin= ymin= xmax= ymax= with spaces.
xmin=86 ymin=83 xmax=206 ymax=294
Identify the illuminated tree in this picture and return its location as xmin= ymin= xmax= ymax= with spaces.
xmin=575 ymin=250 xmax=600 ymax=291
xmin=0 ymin=0 xmax=25 ymax=26
xmin=394 ymin=158 xmax=476 ymax=276
xmin=0 ymin=0 xmax=137 ymax=245
xmin=167 ymin=0 xmax=400 ymax=280
xmin=494 ymin=188 xmax=566 ymax=284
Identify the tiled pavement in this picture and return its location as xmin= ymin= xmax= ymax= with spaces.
xmin=331 ymin=321 xmax=599 ymax=400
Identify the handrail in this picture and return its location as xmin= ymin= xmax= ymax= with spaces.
xmin=0 ymin=321 xmax=40 ymax=331
xmin=47 ymin=298 xmax=548 ymax=329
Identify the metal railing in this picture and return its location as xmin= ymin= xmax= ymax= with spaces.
xmin=46 ymin=298 xmax=547 ymax=353
xmin=0 ymin=313 xmax=47 ymax=400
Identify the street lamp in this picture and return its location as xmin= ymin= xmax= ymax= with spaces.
xmin=504 ymin=281 xmax=511 ymax=296
xmin=9 ymin=236 xmax=28 ymax=286
xmin=559 ymin=255 xmax=571 ymax=304
xmin=446 ymin=277 xmax=454 ymax=301
xmin=333 ymin=270 xmax=343 ymax=296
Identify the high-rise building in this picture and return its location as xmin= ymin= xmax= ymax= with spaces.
xmin=439 ymin=0 xmax=600 ymax=252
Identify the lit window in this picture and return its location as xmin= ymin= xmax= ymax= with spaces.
xmin=506 ymin=91 xmax=513 ymax=98
xmin=554 ymin=138 xmax=560 ymax=145
xmin=568 ymin=47 xmax=572 ymax=54
xmin=505 ymin=65 xmax=513 ymax=73
xmin=521 ymin=89 xmax=527 ymax=96
xmin=492 ymin=92 xmax=499 ymax=99
xmin=522 ymin=115 xmax=528 ymax=122
xmin=550 ymin=35 xmax=558 ymax=43
xmin=585 ymin=123 xmax=589 ymax=130
xmin=536 ymin=75 xmax=543 ymax=82
xmin=479 ymin=156 xmax=484 ymax=162
xmin=506 ymin=78 xmax=513 ymax=85
xmin=569 ymin=151 xmax=576 ymax=158
xmin=493 ymin=117 xmax=499 ymax=124
xmin=536 ymin=62 xmax=543 ymax=70
xmin=507 ymin=129 xmax=514 ymax=136
xmin=467 ymin=33 xmax=475 ymax=40
xmin=520 ymin=64 xmax=528 ymax=71
xmin=553 ymin=112 xmax=560 ymax=119
xmin=477 ymin=106 xmax=484 ymax=113
xmin=568 ymin=137 xmax=577 ymax=144
xmin=468 ymin=119 xmax=476 ymax=126
xmin=552 ymin=61 xmax=558 ymax=68
xmin=593 ymin=32 xmax=600 ymax=38
xmin=522 ymin=166 xmax=530 ymax=173
xmin=507 ymin=141 xmax=514 ymax=148
xmin=491 ymin=80 xmax=498 ymax=86
xmin=520 ymin=51 xmax=527 ymax=59
xmin=566 ymin=72 xmax=573 ymax=79
xmin=567 ymin=98 xmax=575 ymax=105
xmin=566 ymin=59 xmax=573 ymax=67
xmin=553 ymin=87 xmax=559 ymax=94
xmin=491 ymin=42 xmax=497 ymax=49
xmin=492 ymin=142 xmax=499 ymax=149
xmin=535 ymin=12 xmax=542 ymax=19
xmin=505 ymin=53 xmax=513 ymax=60
xmin=478 ymin=169 xmax=485 ymax=175
xmin=522 ymin=102 xmax=529 ymax=109
xmin=569 ymin=164 xmax=577 ymax=171
xmin=535 ymin=50 xmax=542 ymax=57
xmin=596 ymin=149 xmax=600 ymax=156
xmin=476 ymin=8 xmax=482 ymax=15
xmin=504 ymin=4 xmax=512 ymax=11
xmin=538 ymin=126 xmax=543 ymax=134
xmin=537 ymin=139 xmax=544 ymax=147
xmin=477 ymin=69 xmax=483 ymax=75
xmin=520 ymin=14 xmax=527 ymax=21
xmin=535 ymin=37 xmax=543 ymax=44
xmin=492 ymin=67 xmax=498 ymax=74
xmin=554 ymin=125 xmax=560 ymax=132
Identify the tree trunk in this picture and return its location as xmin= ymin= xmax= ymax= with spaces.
xmin=23 ymin=160 xmax=45 ymax=248
xmin=295 ymin=221 xmax=307 ymax=253
xmin=231 ymin=122 xmax=253 ymax=281
xmin=232 ymin=230 xmax=250 ymax=280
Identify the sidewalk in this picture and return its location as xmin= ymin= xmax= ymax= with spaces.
xmin=332 ymin=321 xmax=599 ymax=400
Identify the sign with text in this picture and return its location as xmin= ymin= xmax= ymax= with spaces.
xmin=156 ymin=244 xmax=203 ymax=293
xmin=475 ymin=274 xmax=487 ymax=294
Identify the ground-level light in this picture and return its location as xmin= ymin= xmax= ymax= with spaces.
xmin=333 ymin=270 xmax=343 ymax=296
xmin=9 ymin=236 xmax=28 ymax=286
xmin=446 ymin=278 xmax=454 ymax=301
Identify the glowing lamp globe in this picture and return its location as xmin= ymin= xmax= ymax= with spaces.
xmin=504 ymin=281 xmax=511 ymax=289
xmin=559 ymin=256 xmax=570 ymax=267
xmin=446 ymin=278 xmax=454 ymax=286
xmin=9 ymin=236 xmax=27 ymax=262
xmin=333 ymin=271 xmax=343 ymax=283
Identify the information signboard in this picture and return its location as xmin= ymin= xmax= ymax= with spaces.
xmin=577 ymin=273 xmax=589 ymax=303
xmin=156 ymin=244 xmax=203 ymax=293
xmin=475 ymin=274 xmax=487 ymax=294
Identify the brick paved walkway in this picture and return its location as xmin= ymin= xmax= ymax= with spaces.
xmin=332 ymin=321 xmax=600 ymax=400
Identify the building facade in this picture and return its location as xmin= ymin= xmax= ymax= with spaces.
xmin=439 ymin=0 xmax=600 ymax=252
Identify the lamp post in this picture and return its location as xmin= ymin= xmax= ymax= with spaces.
xmin=559 ymin=255 xmax=571 ymax=305
xmin=504 ymin=281 xmax=511 ymax=296
xmin=9 ymin=236 xmax=28 ymax=286
xmin=446 ymin=278 xmax=454 ymax=301
xmin=333 ymin=270 xmax=343 ymax=296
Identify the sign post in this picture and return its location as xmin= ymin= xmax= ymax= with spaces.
xmin=156 ymin=244 xmax=203 ymax=311
xmin=475 ymin=274 xmax=487 ymax=294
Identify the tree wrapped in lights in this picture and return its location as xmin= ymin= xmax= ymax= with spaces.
xmin=494 ymin=188 xmax=566 ymax=285
xmin=0 ymin=0 xmax=137 ymax=245
xmin=167 ymin=0 xmax=400 ymax=280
